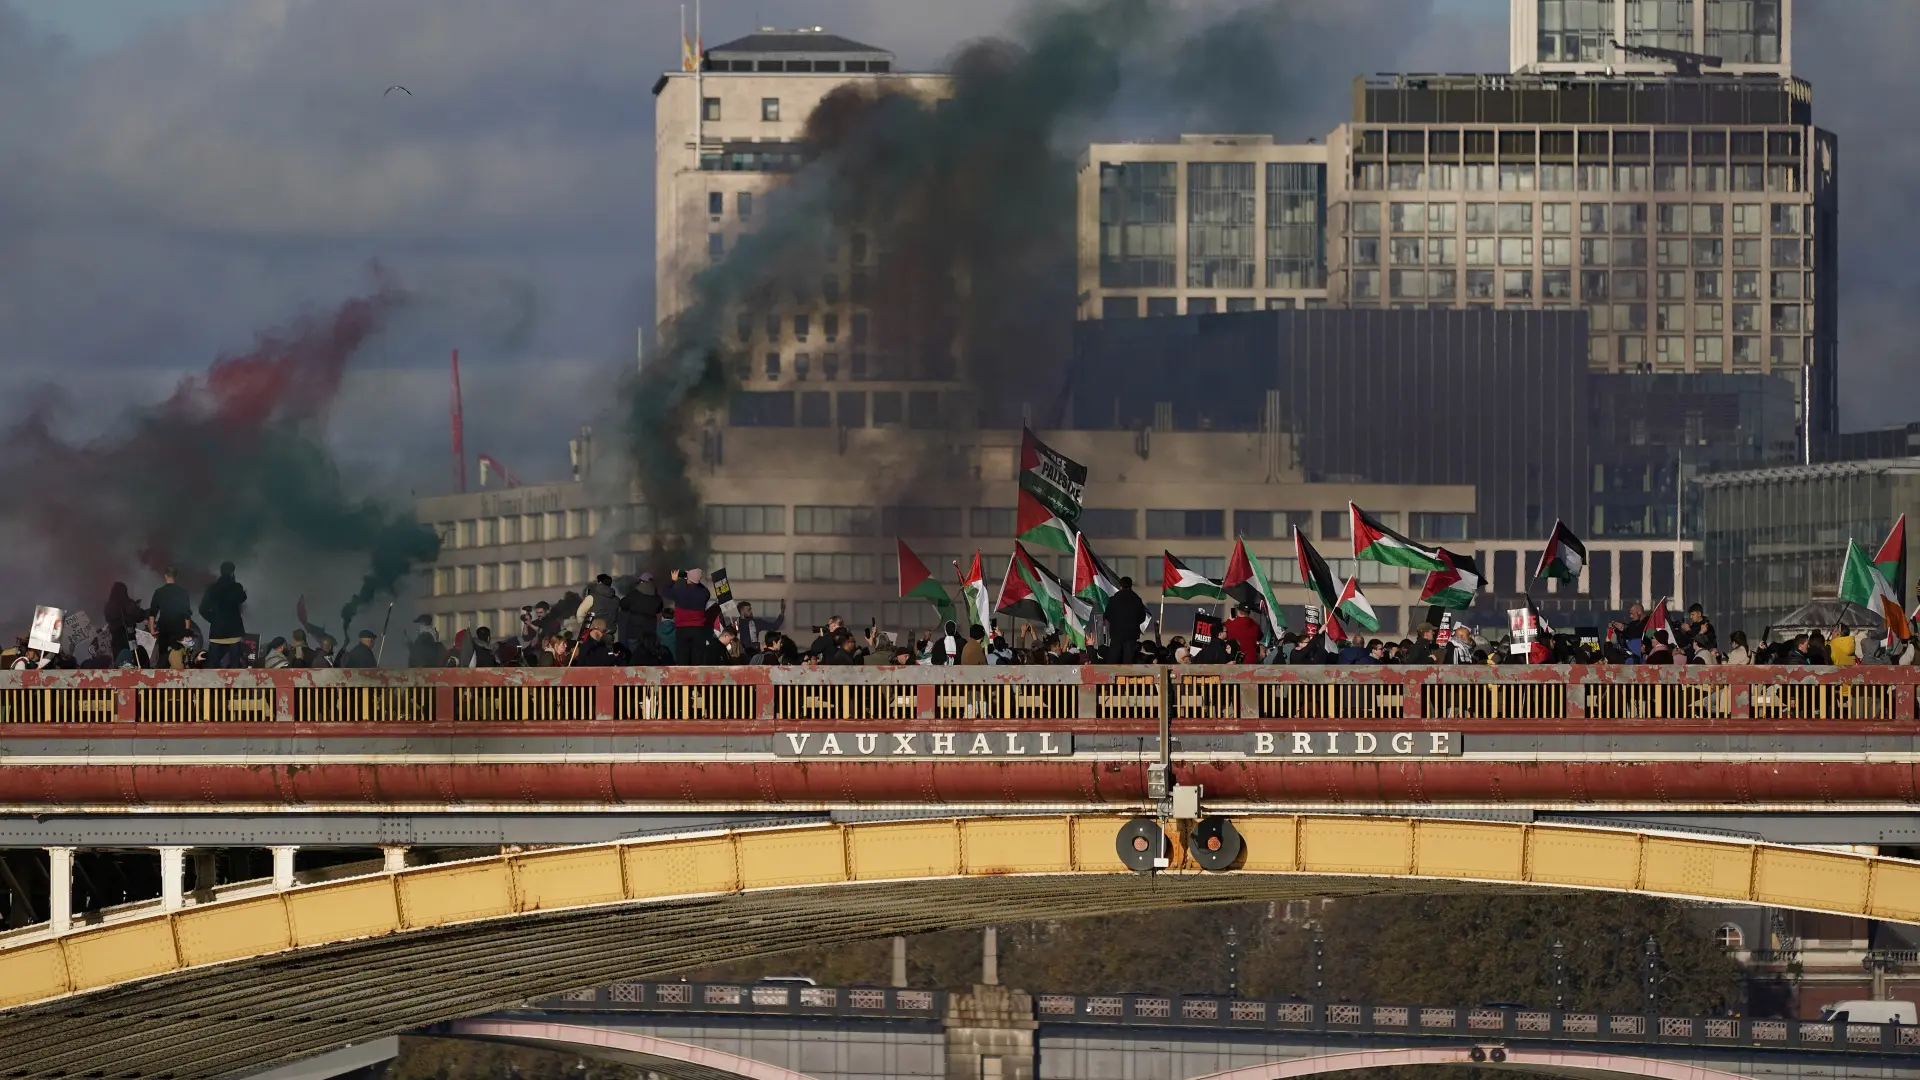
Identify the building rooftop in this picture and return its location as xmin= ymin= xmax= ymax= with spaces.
xmin=706 ymin=28 xmax=891 ymax=58
xmin=1698 ymin=459 xmax=1920 ymax=488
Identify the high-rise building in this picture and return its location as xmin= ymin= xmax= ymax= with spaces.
xmin=1512 ymin=0 xmax=1791 ymax=78
xmin=1075 ymin=135 xmax=1330 ymax=320
xmin=651 ymin=28 xmax=949 ymax=375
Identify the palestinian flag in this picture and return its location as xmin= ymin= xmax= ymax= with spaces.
xmin=1222 ymin=537 xmax=1260 ymax=610
xmin=1643 ymin=596 xmax=1670 ymax=642
xmin=1072 ymin=533 xmax=1119 ymax=615
xmin=1334 ymin=576 xmax=1381 ymax=633
xmin=1533 ymin=520 xmax=1587 ymax=583
xmin=955 ymin=552 xmax=993 ymax=632
xmin=1840 ymin=538 xmax=1911 ymax=641
xmin=1016 ymin=428 xmax=1086 ymax=552
xmin=1293 ymin=526 xmax=1349 ymax=643
xmin=1418 ymin=549 xmax=1481 ymax=610
xmin=1876 ymin=515 xmax=1908 ymax=603
xmin=997 ymin=542 xmax=1088 ymax=646
xmin=1245 ymin=547 xmax=1288 ymax=641
xmin=1162 ymin=552 xmax=1227 ymax=601
xmin=1350 ymin=502 xmax=1445 ymax=571
xmin=897 ymin=539 xmax=957 ymax=626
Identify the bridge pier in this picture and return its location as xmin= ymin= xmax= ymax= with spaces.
xmin=945 ymin=984 xmax=1036 ymax=1080
xmin=46 ymin=847 xmax=70 ymax=934
xmin=272 ymin=846 xmax=297 ymax=890
xmin=159 ymin=847 xmax=185 ymax=912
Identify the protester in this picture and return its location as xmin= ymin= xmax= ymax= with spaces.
xmin=1103 ymin=577 xmax=1147 ymax=663
xmin=617 ymin=575 xmax=663 ymax=660
xmin=341 ymin=629 xmax=379 ymax=668
xmin=197 ymin=562 xmax=249 ymax=669
xmin=663 ymin=569 xmax=713 ymax=666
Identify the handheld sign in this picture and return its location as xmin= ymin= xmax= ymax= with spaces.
xmin=1437 ymin=611 xmax=1454 ymax=648
xmin=29 ymin=606 xmax=64 ymax=654
xmin=710 ymin=567 xmax=738 ymax=620
xmin=1191 ymin=612 xmax=1220 ymax=644
xmin=1507 ymin=606 xmax=1540 ymax=656
xmin=1303 ymin=604 xmax=1322 ymax=637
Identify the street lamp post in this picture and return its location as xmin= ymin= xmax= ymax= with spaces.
xmin=1226 ymin=924 xmax=1240 ymax=998
xmin=1551 ymin=940 xmax=1567 ymax=1012
xmin=1312 ymin=930 xmax=1326 ymax=1008
xmin=1643 ymin=935 xmax=1661 ymax=1014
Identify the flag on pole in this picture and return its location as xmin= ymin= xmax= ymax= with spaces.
xmin=997 ymin=542 xmax=1087 ymax=646
xmin=1161 ymin=552 xmax=1228 ymax=601
xmin=956 ymin=552 xmax=992 ymax=632
xmin=1334 ymin=576 xmax=1382 ymax=632
xmin=897 ymin=539 xmax=957 ymax=625
xmin=1840 ymin=538 xmax=1912 ymax=641
xmin=1244 ymin=547 xmax=1288 ymax=641
xmin=1533 ymin=519 xmax=1587 ymax=582
xmin=1015 ymin=427 xmax=1086 ymax=551
xmin=1072 ymin=533 xmax=1120 ymax=615
xmin=1418 ymin=549 xmax=1481 ymax=610
xmin=1350 ymin=502 xmax=1446 ymax=571
xmin=1875 ymin=514 xmax=1908 ymax=604
xmin=1293 ymin=526 xmax=1349 ymax=642
xmin=1222 ymin=537 xmax=1261 ymax=609
xmin=1643 ymin=596 xmax=1670 ymax=642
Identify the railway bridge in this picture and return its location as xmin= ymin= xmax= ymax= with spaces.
xmin=2 ymin=664 xmax=1919 ymax=1079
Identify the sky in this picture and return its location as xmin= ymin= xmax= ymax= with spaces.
xmin=2 ymin=0 xmax=1916 ymax=502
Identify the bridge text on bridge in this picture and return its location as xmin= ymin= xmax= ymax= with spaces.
xmin=1244 ymin=731 xmax=1461 ymax=757
xmin=775 ymin=732 xmax=1074 ymax=758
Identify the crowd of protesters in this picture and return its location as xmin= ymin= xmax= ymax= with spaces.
xmin=8 ymin=569 xmax=1919 ymax=671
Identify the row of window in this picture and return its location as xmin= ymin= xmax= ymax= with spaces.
xmin=1357 ymin=238 xmax=1811 ymax=278
xmin=1356 ymin=125 xmax=1797 ymax=160
xmin=1352 ymin=161 xmax=1802 ymax=195
xmin=1357 ymin=265 xmax=1812 ymax=307
xmin=1352 ymin=201 xmax=1807 ymax=237
xmin=1099 ymin=296 xmax=1330 ymax=318
xmin=706 ymin=505 xmax=1468 ymax=542
xmin=729 ymin=310 xmax=870 ymax=346
xmin=1592 ymin=332 xmax=1805 ymax=370
xmin=439 ymin=509 xmax=613 ymax=550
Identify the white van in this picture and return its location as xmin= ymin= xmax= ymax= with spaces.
xmin=1820 ymin=1001 xmax=1918 ymax=1025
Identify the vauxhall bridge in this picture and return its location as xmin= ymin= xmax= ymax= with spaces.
xmin=3 ymin=663 xmax=1920 ymax=1078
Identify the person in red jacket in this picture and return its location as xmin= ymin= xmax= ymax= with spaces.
xmin=662 ymin=568 xmax=714 ymax=666
xmin=1223 ymin=606 xmax=1263 ymax=664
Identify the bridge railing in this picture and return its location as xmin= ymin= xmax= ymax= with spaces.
xmin=2 ymin=666 xmax=1916 ymax=724
xmin=524 ymin=980 xmax=946 ymax=1020
xmin=1032 ymin=992 xmax=1920 ymax=1054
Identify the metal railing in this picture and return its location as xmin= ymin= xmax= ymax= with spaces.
xmin=2 ymin=666 xmax=1917 ymax=724
xmin=526 ymin=980 xmax=946 ymax=1020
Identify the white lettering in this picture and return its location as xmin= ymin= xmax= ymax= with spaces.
xmin=893 ymin=733 xmax=919 ymax=755
xmin=856 ymin=733 xmax=879 ymax=755
xmin=1255 ymin=733 xmax=1275 ymax=754
xmin=1355 ymin=732 xmax=1378 ymax=754
xmin=1391 ymin=732 xmax=1414 ymax=754
xmin=932 ymin=733 xmax=957 ymax=755
xmin=785 ymin=733 xmax=812 ymax=754
xmin=1039 ymin=733 xmax=1060 ymax=755
xmin=1325 ymin=732 xmax=1340 ymax=754
xmin=1005 ymin=733 xmax=1027 ymax=755
xmin=820 ymin=733 xmax=843 ymax=756
xmin=1429 ymin=732 xmax=1451 ymax=755
xmin=1291 ymin=732 xmax=1314 ymax=755
xmin=969 ymin=733 xmax=994 ymax=756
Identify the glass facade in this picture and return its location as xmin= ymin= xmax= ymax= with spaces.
xmin=1187 ymin=162 xmax=1258 ymax=289
xmin=1099 ymin=162 xmax=1177 ymax=288
xmin=1701 ymin=463 xmax=1920 ymax=637
xmin=1538 ymin=0 xmax=1616 ymax=63
xmin=1625 ymin=0 xmax=1694 ymax=52
xmin=1705 ymin=0 xmax=1782 ymax=64
xmin=1266 ymin=163 xmax=1327 ymax=289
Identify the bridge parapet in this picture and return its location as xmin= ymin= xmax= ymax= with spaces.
xmin=3 ymin=665 xmax=1917 ymax=725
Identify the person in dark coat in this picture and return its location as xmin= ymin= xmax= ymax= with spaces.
xmin=570 ymin=620 xmax=616 ymax=666
xmin=341 ymin=630 xmax=379 ymax=668
xmin=103 ymin=582 xmax=146 ymax=661
xmin=197 ymin=561 xmax=249 ymax=669
xmin=149 ymin=568 xmax=193 ymax=655
xmin=662 ymin=569 xmax=713 ymax=665
xmin=617 ymin=574 xmax=664 ymax=659
xmin=1103 ymin=577 xmax=1148 ymax=664
xmin=466 ymin=627 xmax=499 ymax=667
xmin=407 ymin=616 xmax=446 ymax=668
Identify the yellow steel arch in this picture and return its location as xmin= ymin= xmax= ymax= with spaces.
xmin=0 ymin=814 xmax=1916 ymax=1080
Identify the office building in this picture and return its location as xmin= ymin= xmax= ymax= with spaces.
xmin=1513 ymin=0 xmax=1791 ymax=78
xmin=1075 ymin=135 xmax=1330 ymax=320
xmin=652 ymin=28 xmax=950 ymax=379
xmin=1699 ymin=459 xmax=1920 ymax=635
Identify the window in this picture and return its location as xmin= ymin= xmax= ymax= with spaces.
xmin=1426 ymin=203 xmax=1456 ymax=232
xmin=1577 ymin=164 xmax=1609 ymax=192
xmin=1465 ymin=237 xmax=1495 ymax=266
xmin=1100 ymin=161 xmax=1178 ymax=288
xmin=1503 ymin=270 xmax=1534 ymax=299
xmin=763 ymin=352 xmax=781 ymax=380
xmin=1428 ymin=269 xmax=1458 ymax=298
xmin=1408 ymin=512 xmax=1468 ymax=541
xmin=711 ymin=552 xmax=786 ymax=581
xmin=1613 ymin=238 xmax=1647 ymax=267
xmin=837 ymin=390 xmax=866 ymax=428
xmin=1580 ymin=204 xmax=1608 ymax=234
xmin=1540 ymin=164 xmax=1574 ymax=191
xmin=707 ymin=191 xmax=723 ymax=218
xmin=1498 ymin=204 xmax=1533 ymax=233
xmin=1541 ymin=203 xmax=1571 ymax=233
xmin=760 ymin=97 xmax=780 ymax=121
xmin=1146 ymin=509 xmax=1224 ymax=539
xmin=1692 ymin=164 xmax=1725 ymax=192
xmin=1427 ymin=237 xmax=1457 ymax=264
xmin=1102 ymin=296 xmax=1139 ymax=318
xmin=1388 ymin=163 xmax=1425 ymax=190
xmin=799 ymin=390 xmax=831 ymax=427
xmin=1770 ymin=238 xmax=1802 ymax=267
xmin=795 ymin=506 xmax=874 ymax=536
xmin=1266 ymin=162 xmax=1327 ymax=289
xmin=1695 ymin=270 xmax=1723 ymax=300
xmin=1732 ymin=335 xmax=1760 ymax=368
xmin=1655 ymin=336 xmax=1685 ymax=368
xmin=1428 ymin=163 xmax=1458 ymax=191
xmin=1543 ymin=269 xmax=1572 ymax=299
xmin=1390 ymin=203 xmax=1424 ymax=232
xmin=1499 ymin=163 xmax=1535 ymax=191
xmin=702 ymin=97 xmax=720 ymax=121
xmin=1715 ymin=924 xmax=1744 ymax=951
xmin=1612 ymin=203 xmax=1648 ymax=234
xmin=1654 ymin=164 xmax=1687 ymax=192
xmin=1187 ymin=162 xmax=1256 ymax=288
xmin=1351 ymin=237 xmax=1380 ymax=266
xmin=1732 ymin=270 xmax=1761 ymax=299
xmin=1658 ymin=303 xmax=1687 ymax=331
xmin=1390 ymin=271 xmax=1425 ymax=299
xmin=1320 ymin=509 xmax=1346 ymax=540
xmin=1692 ymin=204 xmax=1723 ymax=233
xmin=1693 ymin=335 xmax=1724 ymax=368
xmin=1656 ymin=270 xmax=1687 ymax=299
xmin=1465 ymin=203 xmax=1496 ymax=233
xmin=1499 ymin=238 xmax=1533 ymax=265
xmin=1465 ymin=270 xmax=1495 ymax=299
xmin=793 ymin=553 xmax=874 ymax=584
xmin=1771 ymin=335 xmax=1804 ymax=367
xmin=1771 ymin=203 xmax=1803 ymax=235
xmin=1692 ymin=239 xmax=1723 ymax=267
xmin=1390 ymin=238 xmax=1423 ymax=265
xmin=707 ymin=232 xmax=724 ymax=258
xmin=970 ymin=507 xmax=1017 ymax=537
xmin=1771 ymin=303 xmax=1803 ymax=334
xmin=1542 ymin=237 xmax=1571 ymax=266
xmin=1696 ymin=303 xmax=1725 ymax=332
xmin=1580 ymin=238 xmax=1609 ymax=265
xmin=1077 ymin=508 xmax=1137 ymax=538
xmin=1656 ymin=239 xmax=1688 ymax=266
xmin=1770 ymin=271 xmax=1802 ymax=299
xmin=1656 ymin=205 xmax=1688 ymax=234
xmin=1350 ymin=202 xmax=1381 ymax=233
xmin=708 ymin=505 xmax=785 ymax=535
xmin=1234 ymin=510 xmax=1310 ymax=541
xmin=1731 ymin=239 xmax=1762 ymax=267
xmin=882 ymin=506 xmax=961 ymax=536
xmin=1351 ymin=270 xmax=1381 ymax=301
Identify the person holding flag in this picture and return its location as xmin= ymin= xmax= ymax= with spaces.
xmin=954 ymin=552 xmax=993 ymax=634
xmin=1293 ymin=525 xmax=1349 ymax=646
xmin=1840 ymin=535 xmax=1912 ymax=648
xmin=997 ymin=542 xmax=1089 ymax=649
xmin=1350 ymin=502 xmax=1447 ymax=571
xmin=1224 ymin=537 xmax=1289 ymax=649
xmin=896 ymin=539 xmax=957 ymax=627
xmin=1534 ymin=520 xmax=1588 ymax=583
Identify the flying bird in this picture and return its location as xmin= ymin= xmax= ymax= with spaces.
xmin=384 ymin=85 xmax=412 ymax=96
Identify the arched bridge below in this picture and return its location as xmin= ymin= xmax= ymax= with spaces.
xmin=2 ymin=814 xmax=1918 ymax=1080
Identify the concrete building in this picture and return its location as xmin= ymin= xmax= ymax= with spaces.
xmin=651 ymin=27 xmax=950 ymax=366
xmin=1075 ymin=135 xmax=1330 ymax=320
xmin=1512 ymin=0 xmax=1792 ymax=78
